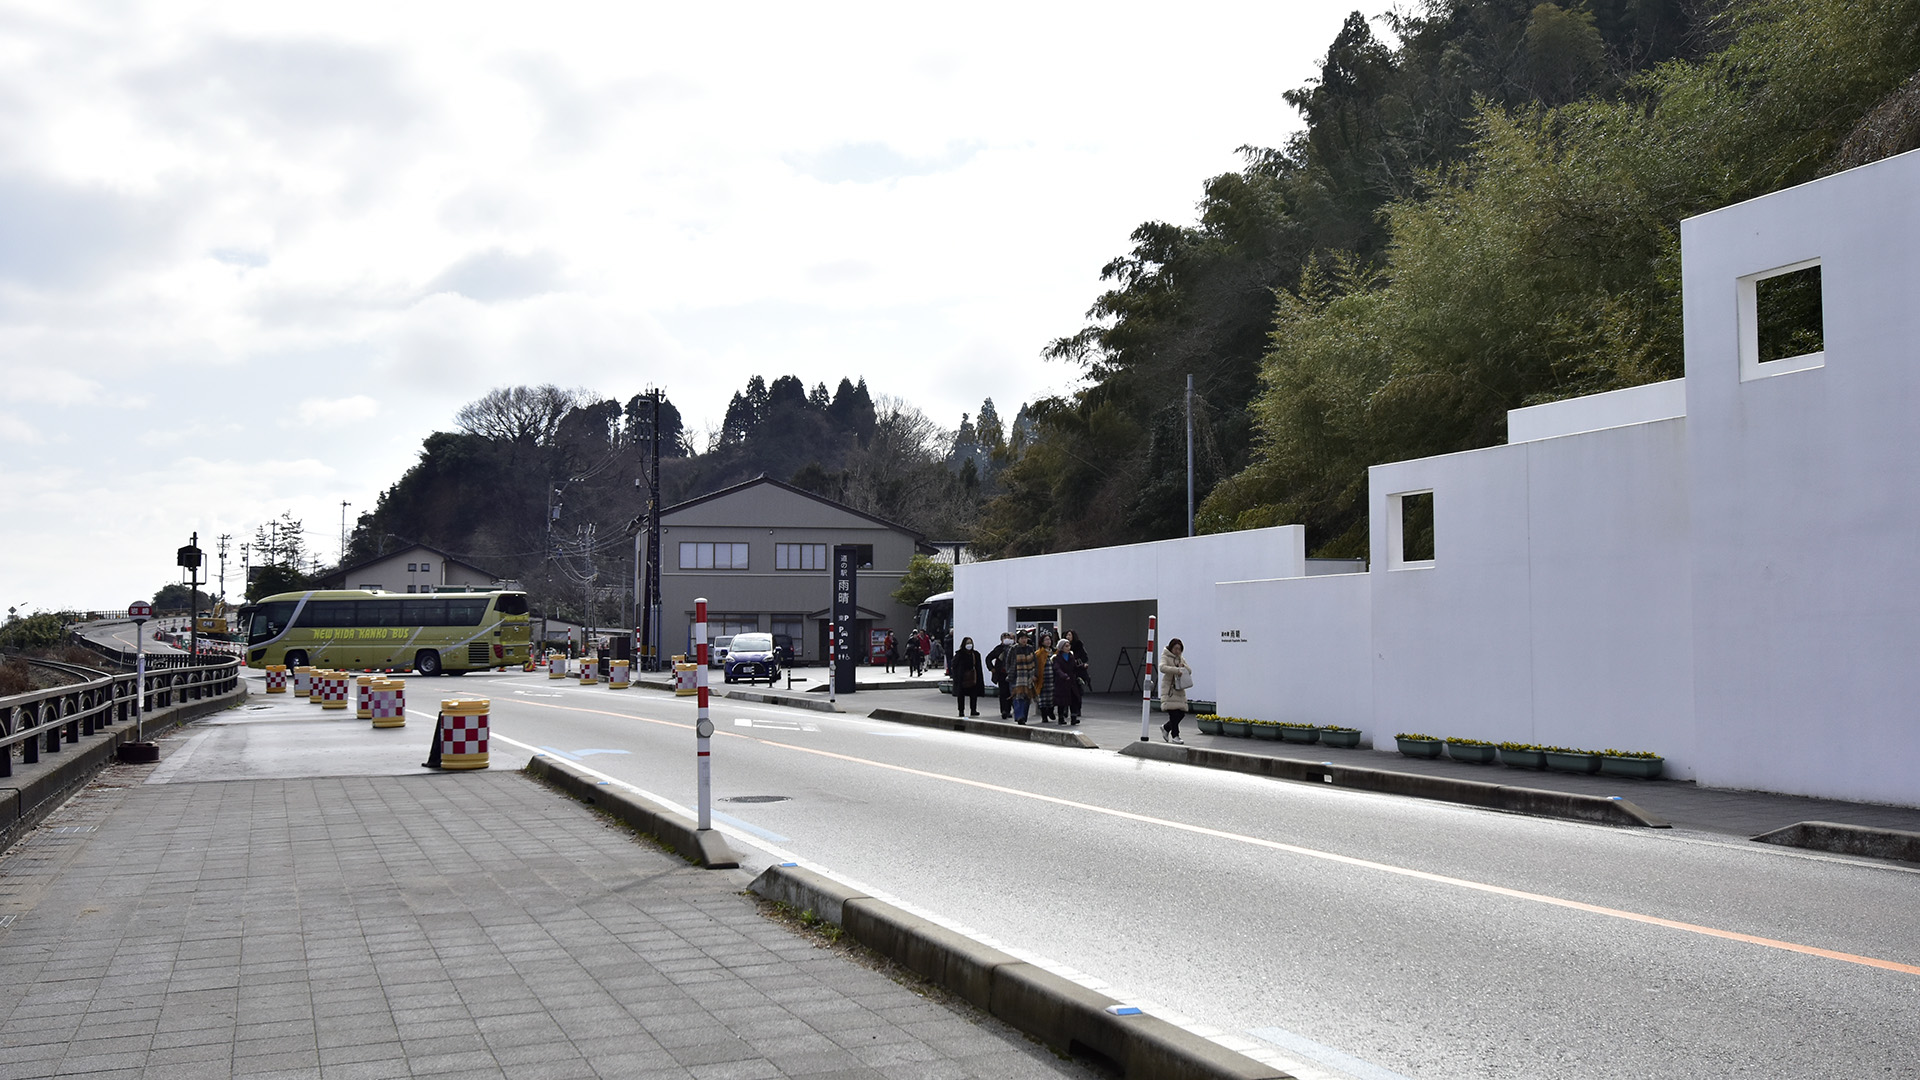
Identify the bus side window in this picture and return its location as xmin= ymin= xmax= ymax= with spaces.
xmin=446 ymin=598 xmax=487 ymax=625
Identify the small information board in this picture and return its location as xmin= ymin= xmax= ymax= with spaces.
xmin=127 ymin=602 xmax=152 ymax=622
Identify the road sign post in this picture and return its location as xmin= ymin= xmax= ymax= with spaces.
xmin=832 ymin=545 xmax=858 ymax=696
xmin=694 ymin=597 xmax=713 ymax=831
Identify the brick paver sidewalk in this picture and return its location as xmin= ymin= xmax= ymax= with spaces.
xmin=0 ymin=766 xmax=1092 ymax=1080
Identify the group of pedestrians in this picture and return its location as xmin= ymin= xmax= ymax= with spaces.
xmin=965 ymin=628 xmax=1091 ymax=724
xmin=950 ymin=628 xmax=1193 ymax=742
xmin=882 ymin=629 xmax=938 ymax=676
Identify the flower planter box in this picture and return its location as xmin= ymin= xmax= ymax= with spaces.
xmin=1278 ymin=726 xmax=1320 ymax=744
xmin=1251 ymin=723 xmax=1282 ymax=740
xmin=1396 ymin=736 xmax=1443 ymax=759
xmin=1318 ymin=728 xmax=1362 ymax=749
xmin=1599 ymin=755 xmax=1664 ymax=779
xmin=1196 ymin=717 xmax=1223 ymax=735
xmin=1221 ymin=719 xmax=1252 ymax=737
xmin=1543 ymin=750 xmax=1602 ymax=774
xmin=1446 ymin=742 xmax=1497 ymax=764
xmin=1498 ymin=747 xmax=1547 ymax=769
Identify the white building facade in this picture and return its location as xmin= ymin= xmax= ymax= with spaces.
xmin=963 ymin=148 xmax=1920 ymax=807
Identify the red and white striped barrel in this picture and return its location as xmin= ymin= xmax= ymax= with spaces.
xmin=294 ymin=666 xmax=315 ymax=697
xmin=578 ymin=657 xmax=597 ymax=685
xmin=370 ymin=679 xmax=406 ymax=728
xmin=319 ymin=671 xmax=349 ymax=710
xmin=265 ymin=665 xmax=287 ymax=693
xmin=439 ymin=698 xmax=489 ymax=769
xmin=548 ymin=654 xmax=567 ymax=680
xmin=356 ymin=676 xmax=375 ymax=719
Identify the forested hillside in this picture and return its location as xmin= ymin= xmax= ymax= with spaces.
xmin=341 ymin=0 xmax=1920 ymax=620
xmin=977 ymin=0 xmax=1920 ymax=558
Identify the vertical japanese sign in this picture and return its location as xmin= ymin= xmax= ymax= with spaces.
xmin=833 ymin=544 xmax=858 ymax=695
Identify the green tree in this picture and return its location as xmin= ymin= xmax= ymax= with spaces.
xmin=0 ymin=612 xmax=71 ymax=651
xmin=891 ymin=554 xmax=953 ymax=608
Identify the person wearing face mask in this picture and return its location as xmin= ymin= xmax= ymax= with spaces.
xmin=986 ymin=632 xmax=1015 ymax=718
xmin=949 ymin=636 xmax=984 ymax=717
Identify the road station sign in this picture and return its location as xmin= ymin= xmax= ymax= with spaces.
xmin=127 ymin=602 xmax=152 ymax=621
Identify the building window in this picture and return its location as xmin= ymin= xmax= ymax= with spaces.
xmin=679 ymin=542 xmax=750 ymax=569
xmin=407 ymin=563 xmax=418 ymax=572
xmin=776 ymin=543 xmax=827 ymax=570
xmin=1389 ymin=490 xmax=1435 ymax=568
xmin=420 ymin=561 xmax=432 ymax=573
xmin=407 ymin=585 xmax=417 ymax=593
xmin=1739 ymin=258 xmax=1825 ymax=381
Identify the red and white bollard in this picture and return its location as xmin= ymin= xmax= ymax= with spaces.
xmin=695 ymin=598 xmax=712 ymax=831
xmin=1139 ymin=615 xmax=1157 ymax=742
xmin=439 ymin=698 xmax=489 ymax=769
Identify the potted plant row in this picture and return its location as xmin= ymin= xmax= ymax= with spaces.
xmin=1193 ymin=715 xmax=1366 ymax=748
xmin=1444 ymin=736 xmax=1497 ymax=764
xmin=1494 ymin=741 xmax=1664 ymax=778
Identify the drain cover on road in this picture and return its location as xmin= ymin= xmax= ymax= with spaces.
xmin=721 ymin=795 xmax=790 ymax=804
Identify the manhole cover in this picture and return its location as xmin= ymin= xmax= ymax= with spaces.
xmin=721 ymin=795 xmax=790 ymax=804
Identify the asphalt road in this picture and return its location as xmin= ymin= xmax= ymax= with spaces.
xmin=176 ymin=672 xmax=1920 ymax=1080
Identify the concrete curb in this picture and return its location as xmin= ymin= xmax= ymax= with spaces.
xmin=1750 ymin=820 xmax=1920 ymax=864
xmin=723 ymin=689 xmax=843 ymax=713
xmin=0 ymin=689 xmax=246 ymax=852
xmin=866 ymin=708 xmax=1099 ymax=748
xmin=523 ymin=755 xmax=739 ymax=868
xmin=749 ymin=865 xmax=1291 ymax=1080
xmin=1121 ymin=742 xmax=1669 ymax=828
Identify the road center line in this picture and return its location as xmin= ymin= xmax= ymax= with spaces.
xmin=496 ymin=697 xmax=1920 ymax=977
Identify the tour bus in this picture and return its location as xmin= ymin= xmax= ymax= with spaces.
xmin=238 ymin=589 xmax=532 ymax=675
xmin=915 ymin=591 xmax=954 ymax=651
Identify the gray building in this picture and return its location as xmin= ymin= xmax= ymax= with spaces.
xmin=320 ymin=544 xmax=511 ymax=594
xmin=658 ymin=477 xmax=934 ymax=663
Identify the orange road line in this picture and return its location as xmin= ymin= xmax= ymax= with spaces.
xmin=504 ymin=696 xmax=1920 ymax=977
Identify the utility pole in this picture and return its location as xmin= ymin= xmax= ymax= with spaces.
xmin=339 ymin=501 xmax=350 ymax=565
xmin=179 ymin=533 xmax=204 ymax=659
xmin=216 ymin=534 xmax=231 ymax=611
xmin=579 ymin=522 xmax=596 ymax=659
xmin=640 ymin=389 xmax=664 ymax=670
xmin=1185 ymin=373 xmax=1195 ymax=538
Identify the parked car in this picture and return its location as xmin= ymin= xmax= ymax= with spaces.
xmin=724 ymin=632 xmax=780 ymax=684
xmin=707 ymin=634 xmax=733 ymax=668
xmin=772 ymin=633 xmax=796 ymax=665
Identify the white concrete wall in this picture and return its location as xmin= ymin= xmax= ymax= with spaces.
xmin=954 ymin=527 xmax=1305 ymax=705
xmin=1683 ymin=148 xmax=1920 ymax=805
xmin=1507 ymin=378 xmax=1687 ymax=443
xmin=1216 ymin=571 xmax=1373 ymax=732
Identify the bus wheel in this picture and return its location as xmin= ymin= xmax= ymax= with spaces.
xmin=415 ymin=650 xmax=443 ymax=677
xmin=285 ymin=650 xmax=309 ymax=669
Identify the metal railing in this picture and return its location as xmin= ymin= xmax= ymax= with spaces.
xmin=0 ymin=656 xmax=241 ymax=778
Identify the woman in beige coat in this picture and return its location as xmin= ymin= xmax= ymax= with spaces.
xmin=1159 ymin=638 xmax=1191 ymax=743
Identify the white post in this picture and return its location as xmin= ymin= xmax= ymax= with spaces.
xmin=1139 ymin=614 xmax=1156 ymax=742
xmin=694 ymin=597 xmax=712 ymax=831
xmin=134 ymin=619 xmax=146 ymax=742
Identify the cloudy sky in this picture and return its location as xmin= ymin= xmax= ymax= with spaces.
xmin=0 ymin=0 xmax=1394 ymax=614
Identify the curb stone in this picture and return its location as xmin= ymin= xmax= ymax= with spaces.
xmin=524 ymin=755 xmax=739 ymax=868
xmin=867 ymin=708 xmax=1099 ymax=748
xmin=749 ymin=864 xmax=1292 ymax=1080
xmin=1121 ymin=741 xmax=1669 ymax=828
xmin=1751 ymin=820 xmax=1920 ymax=864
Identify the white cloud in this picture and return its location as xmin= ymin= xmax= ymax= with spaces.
xmin=283 ymin=395 xmax=380 ymax=429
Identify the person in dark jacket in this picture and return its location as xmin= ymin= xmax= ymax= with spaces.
xmin=905 ymin=634 xmax=924 ymax=676
xmin=884 ymin=633 xmax=899 ymax=674
xmin=949 ymin=637 xmax=984 ymax=717
xmin=985 ymin=633 xmax=1014 ymax=718
xmin=1008 ymin=631 xmax=1038 ymax=724
xmin=1051 ymin=642 xmax=1086 ymax=725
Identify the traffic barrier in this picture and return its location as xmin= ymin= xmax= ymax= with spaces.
xmin=610 ymin=659 xmax=630 ymax=689
xmin=549 ymin=655 xmax=566 ymax=680
xmin=264 ymin=665 xmax=287 ymax=693
xmin=318 ymin=671 xmax=349 ymax=711
xmin=294 ymin=666 xmax=314 ymax=698
xmin=579 ymin=658 xmax=597 ymax=685
xmin=523 ymin=655 xmax=535 ymax=672
xmin=674 ymin=662 xmax=697 ymax=696
xmin=370 ymin=679 xmax=406 ymax=728
xmin=356 ymin=676 xmax=374 ymax=719
xmin=439 ymin=698 xmax=489 ymax=770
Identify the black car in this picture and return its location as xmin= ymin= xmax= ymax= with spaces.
xmin=724 ymin=632 xmax=780 ymax=684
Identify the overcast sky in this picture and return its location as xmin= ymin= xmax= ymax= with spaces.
xmin=0 ymin=0 xmax=1394 ymax=614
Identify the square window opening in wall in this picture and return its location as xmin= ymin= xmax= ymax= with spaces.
xmin=1390 ymin=490 xmax=1435 ymax=569
xmin=1739 ymin=259 xmax=1824 ymax=381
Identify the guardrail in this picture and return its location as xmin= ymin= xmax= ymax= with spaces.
xmin=0 ymin=656 xmax=241 ymax=779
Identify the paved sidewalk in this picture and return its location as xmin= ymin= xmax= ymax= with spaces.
xmin=846 ymin=686 xmax=1920 ymax=841
xmin=0 ymin=763 xmax=1094 ymax=1080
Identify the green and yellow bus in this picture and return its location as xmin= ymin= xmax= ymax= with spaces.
xmin=239 ymin=589 xmax=532 ymax=675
